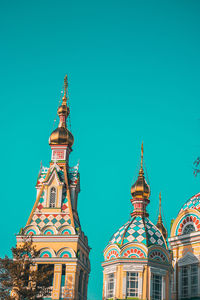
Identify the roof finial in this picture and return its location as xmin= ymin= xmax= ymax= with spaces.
xmin=62 ymin=75 xmax=68 ymax=104
xmin=159 ymin=192 xmax=162 ymax=216
xmin=156 ymin=192 xmax=168 ymax=239
xmin=140 ymin=141 xmax=144 ymax=170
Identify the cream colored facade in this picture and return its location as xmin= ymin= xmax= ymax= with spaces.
xmin=169 ymin=196 xmax=200 ymax=300
xmin=102 ymin=146 xmax=172 ymax=300
xmin=16 ymin=76 xmax=90 ymax=300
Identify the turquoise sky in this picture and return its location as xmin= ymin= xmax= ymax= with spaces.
xmin=1 ymin=0 xmax=200 ymax=299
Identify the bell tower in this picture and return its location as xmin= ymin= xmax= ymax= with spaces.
xmin=16 ymin=76 xmax=90 ymax=300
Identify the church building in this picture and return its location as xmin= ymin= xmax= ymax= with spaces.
xmin=16 ymin=76 xmax=90 ymax=300
xmin=169 ymin=193 xmax=200 ymax=299
xmin=102 ymin=144 xmax=172 ymax=300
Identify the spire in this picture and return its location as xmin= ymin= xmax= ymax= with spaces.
xmin=130 ymin=143 xmax=150 ymax=217
xmin=62 ymin=74 xmax=68 ymax=104
xmin=156 ymin=192 xmax=167 ymax=240
xmin=140 ymin=141 xmax=144 ymax=170
xmin=158 ymin=192 xmax=162 ymax=223
xmin=49 ymin=75 xmax=74 ymax=147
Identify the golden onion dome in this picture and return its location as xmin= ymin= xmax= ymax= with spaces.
xmin=49 ymin=126 xmax=74 ymax=146
xmin=131 ymin=168 xmax=150 ymax=198
xmin=49 ymin=75 xmax=74 ymax=147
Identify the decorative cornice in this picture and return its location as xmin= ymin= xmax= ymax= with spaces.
xmin=169 ymin=230 xmax=200 ymax=247
xmin=16 ymin=234 xmax=90 ymax=253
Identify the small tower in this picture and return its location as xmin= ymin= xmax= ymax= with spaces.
xmin=102 ymin=144 xmax=171 ymax=300
xmin=16 ymin=76 xmax=90 ymax=300
xmin=130 ymin=142 xmax=150 ymax=217
xmin=156 ymin=192 xmax=168 ymax=240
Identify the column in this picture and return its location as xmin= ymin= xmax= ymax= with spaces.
xmin=142 ymin=265 xmax=147 ymax=299
xmin=122 ymin=271 xmax=126 ymax=298
xmin=162 ymin=276 xmax=166 ymax=300
xmin=64 ymin=265 xmax=76 ymax=300
xmin=138 ymin=271 xmax=143 ymax=299
xmin=52 ymin=264 xmax=62 ymax=299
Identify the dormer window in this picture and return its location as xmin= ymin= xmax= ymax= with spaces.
xmin=49 ymin=187 xmax=56 ymax=208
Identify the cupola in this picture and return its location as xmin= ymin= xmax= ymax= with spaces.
xmin=130 ymin=143 xmax=150 ymax=217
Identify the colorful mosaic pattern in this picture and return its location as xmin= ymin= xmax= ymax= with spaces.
xmin=145 ymin=218 xmax=165 ymax=248
xmin=27 ymin=163 xmax=81 ymax=236
xmin=122 ymin=246 xmax=146 ymax=259
xmin=179 ymin=193 xmax=200 ymax=213
xmin=30 ymin=213 xmax=71 ymax=229
xmin=109 ymin=216 xmax=166 ymax=249
xmin=106 ymin=248 xmax=120 ymax=260
xmin=26 ymin=229 xmax=37 ymax=235
xmin=40 ymin=251 xmax=52 ymax=258
xmin=175 ymin=213 xmax=200 ymax=235
xmin=37 ymin=166 xmax=49 ymax=186
xmin=60 ymin=251 xmax=72 ymax=258
xmin=149 ymin=249 xmax=168 ymax=262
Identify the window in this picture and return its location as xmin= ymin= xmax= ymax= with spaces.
xmin=107 ymin=273 xmax=114 ymax=298
xmin=181 ymin=266 xmax=189 ymax=298
xmin=152 ymin=274 xmax=162 ymax=300
xmin=183 ymin=224 xmax=195 ymax=235
xmin=126 ymin=272 xmax=138 ymax=297
xmin=49 ymin=187 xmax=56 ymax=208
xmin=180 ymin=264 xmax=198 ymax=299
xmin=191 ymin=264 xmax=198 ymax=296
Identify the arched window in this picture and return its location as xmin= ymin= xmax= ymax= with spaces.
xmin=49 ymin=187 xmax=56 ymax=208
xmin=183 ymin=224 xmax=195 ymax=235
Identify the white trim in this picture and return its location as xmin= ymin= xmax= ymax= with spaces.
xmin=113 ymin=273 xmax=116 ymax=298
xmin=178 ymin=252 xmax=199 ymax=266
xmin=162 ymin=276 xmax=166 ymax=300
xmin=122 ymin=273 xmax=126 ymax=298
xmin=138 ymin=273 xmax=142 ymax=298
xmin=104 ymin=265 xmax=117 ymax=274
xmin=43 ymin=189 xmax=47 ymax=207
xmin=169 ymin=230 xmax=200 ymax=242
xmin=104 ymin=279 xmax=107 ymax=298
xmin=58 ymin=186 xmax=63 ymax=207
xmin=123 ymin=264 xmax=144 ymax=272
xmin=150 ymin=267 xmax=166 ymax=276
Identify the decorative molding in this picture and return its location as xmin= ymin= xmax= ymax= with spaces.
xmin=104 ymin=265 xmax=117 ymax=274
xmin=150 ymin=267 xmax=166 ymax=276
xmin=123 ymin=263 xmax=144 ymax=272
xmin=178 ymin=252 xmax=199 ymax=266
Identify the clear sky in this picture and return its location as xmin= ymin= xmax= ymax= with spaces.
xmin=1 ymin=0 xmax=200 ymax=299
